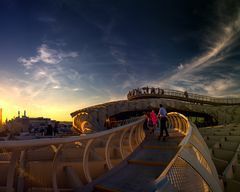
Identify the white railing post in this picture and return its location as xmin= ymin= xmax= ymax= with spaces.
xmin=52 ymin=144 xmax=63 ymax=192
xmin=7 ymin=150 xmax=21 ymax=192
xmin=83 ymin=139 xmax=94 ymax=183
xmin=128 ymin=125 xmax=136 ymax=152
xmin=156 ymin=112 xmax=222 ymax=192
xmin=105 ymin=133 xmax=116 ymax=170
xmin=0 ymin=118 xmax=145 ymax=191
xmin=119 ymin=128 xmax=130 ymax=159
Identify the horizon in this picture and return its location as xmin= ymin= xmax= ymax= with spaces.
xmin=1 ymin=0 xmax=240 ymax=121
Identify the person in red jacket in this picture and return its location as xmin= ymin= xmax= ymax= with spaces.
xmin=150 ymin=109 xmax=157 ymax=132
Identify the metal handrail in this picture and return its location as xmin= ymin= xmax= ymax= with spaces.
xmin=127 ymin=87 xmax=240 ymax=105
xmin=110 ymin=116 xmax=141 ymax=128
xmin=0 ymin=118 xmax=145 ymax=149
xmin=0 ymin=118 xmax=145 ymax=192
xmin=154 ymin=112 xmax=223 ymax=192
xmin=0 ymin=113 xmax=223 ymax=192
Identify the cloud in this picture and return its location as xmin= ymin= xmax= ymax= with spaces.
xmin=72 ymin=87 xmax=84 ymax=92
xmin=204 ymin=78 xmax=237 ymax=96
xmin=33 ymin=67 xmax=60 ymax=88
xmin=146 ymin=2 xmax=240 ymax=96
xmin=53 ymin=85 xmax=61 ymax=89
xmin=18 ymin=57 xmax=39 ymax=69
xmin=110 ymin=46 xmax=127 ymax=65
xmin=177 ymin=63 xmax=184 ymax=70
xmin=117 ymin=74 xmax=138 ymax=90
xmin=104 ymin=88 xmax=126 ymax=102
xmin=18 ymin=44 xmax=78 ymax=68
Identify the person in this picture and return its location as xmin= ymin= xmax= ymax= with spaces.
xmin=53 ymin=121 xmax=59 ymax=136
xmin=158 ymin=104 xmax=169 ymax=140
xmin=46 ymin=124 xmax=53 ymax=136
xmin=150 ymin=110 xmax=158 ymax=129
xmin=143 ymin=112 xmax=148 ymax=130
xmin=104 ymin=115 xmax=111 ymax=129
xmin=146 ymin=113 xmax=155 ymax=138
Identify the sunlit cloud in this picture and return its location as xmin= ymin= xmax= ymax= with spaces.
xmin=73 ymin=88 xmax=84 ymax=92
xmin=0 ymin=71 xmax=84 ymax=121
xmin=18 ymin=44 xmax=78 ymax=68
xmin=177 ymin=63 xmax=184 ymax=70
xmin=119 ymin=74 xmax=138 ymax=90
xmin=204 ymin=78 xmax=237 ymax=96
xmin=147 ymin=3 xmax=240 ymax=96
xmin=32 ymin=67 xmax=61 ymax=90
xmin=53 ymin=85 xmax=61 ymax=89
xmin=104 ymin=89 xmax=125 ymax=102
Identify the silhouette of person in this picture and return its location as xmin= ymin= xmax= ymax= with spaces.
xmin=158 ymin=104 xmax=169 ymax=140
xmin=104 ymin=115 xmax=111 ymax=129
xmin=53 ymin=122 xmax=59 ymax=136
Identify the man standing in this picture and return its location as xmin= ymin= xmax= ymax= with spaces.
xmin=158 ymin=104 xmax=169 ymax=140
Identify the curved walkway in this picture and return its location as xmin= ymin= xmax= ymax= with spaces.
xmin=127 ymin=87 xmax=240 ymax=106
xmin=82 ymin=112 xmax=223 ymax=192
xmin=87 ymin=130 xmax=183 ymax=192
xmin=0 ymin=113 xmax=222 ymax=192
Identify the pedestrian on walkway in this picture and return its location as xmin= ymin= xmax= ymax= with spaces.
xmin=150 ymin=110 xmax=158 ymax=129
xmin=146 ymin=113 xmax=155 ymax=138
xmin=158 ymin=104 xmax=169 ymax=140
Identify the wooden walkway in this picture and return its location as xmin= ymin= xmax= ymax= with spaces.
xmin=83 ymin=129 xmax=184 ymax=192
xmin=127 ymin=88 xmax=240 ymax=106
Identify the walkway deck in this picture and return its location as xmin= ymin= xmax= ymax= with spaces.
xmin=84 ymin=129 xmax=184 ymax=192
xmin=127 ymin=87 xmax=240 ymax=106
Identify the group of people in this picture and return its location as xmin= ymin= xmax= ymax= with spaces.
xmin=127 ymin=87 xmax=165 ymax=98
xmin=145 ymin=104 xmax=169 ymax=140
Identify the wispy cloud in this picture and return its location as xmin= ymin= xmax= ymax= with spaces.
xmin=177 ymin=63 xmax=184 ymax=70
xmin=73 ymin=88 xmax=80 ymax=91
xmin=104 ymin=88 xmax=126 ymax=102
xmin=114 ymin=73 xmax=138 ymax=90
xmin=169 ymin=17 xmax=240 ymax=82
xmin=110 ymin=46 xmax=127 ymax=65
xmin=147 ymin=3 xmax=240 ymax=96
xmin=204 ymin=78 xmax=237 ymax=96
xmin=18 ymin=44 xmax=78 ymax=68
xmin=33 ymin=67 xmax=61 ymax=89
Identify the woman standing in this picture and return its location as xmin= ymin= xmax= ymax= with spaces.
xmin=150 ymin=110 xmax=158 ymax=129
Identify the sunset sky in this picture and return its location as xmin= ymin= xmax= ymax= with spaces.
xmin=0 ymin=0 xmax=240 ymax=121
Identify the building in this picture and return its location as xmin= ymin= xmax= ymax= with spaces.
xmin=6 ymin=110 xmax=53 ymax=134
xmin=5 ymin=110 xmax=73 ymax=136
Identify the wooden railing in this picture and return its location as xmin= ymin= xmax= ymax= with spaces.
xmin=109 ymin=117 xmax=141 ymax=128
xmin=127 ymin=87 xmax=240 ymax=105
xmin=0 ymin=118 xmax=145 ymax=192
xmin=0 ymin=113 xmax=223 ymax=191
xmin=155 ymin=112 xmax=223 ymax=191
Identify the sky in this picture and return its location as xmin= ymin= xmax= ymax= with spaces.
xmin=0 ymin=0 xmax=240 ymax=121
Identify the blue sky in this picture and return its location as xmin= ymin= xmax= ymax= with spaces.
xmin=0 ymin=0 xmax=240 ymax=121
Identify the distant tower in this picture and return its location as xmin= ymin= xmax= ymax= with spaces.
xmin=0 ymin=108 xmax=2 ymax=128
xmin=18 ymin=111 xmax=20 ymax=118
xmin=24 ymin=110 xmax=26 ymax=117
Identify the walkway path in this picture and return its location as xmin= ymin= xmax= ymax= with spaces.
xmin=85 ymin=129 xmax=184 ymax=192
xmin=127 ymin=87 xmax=240 ymax=106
